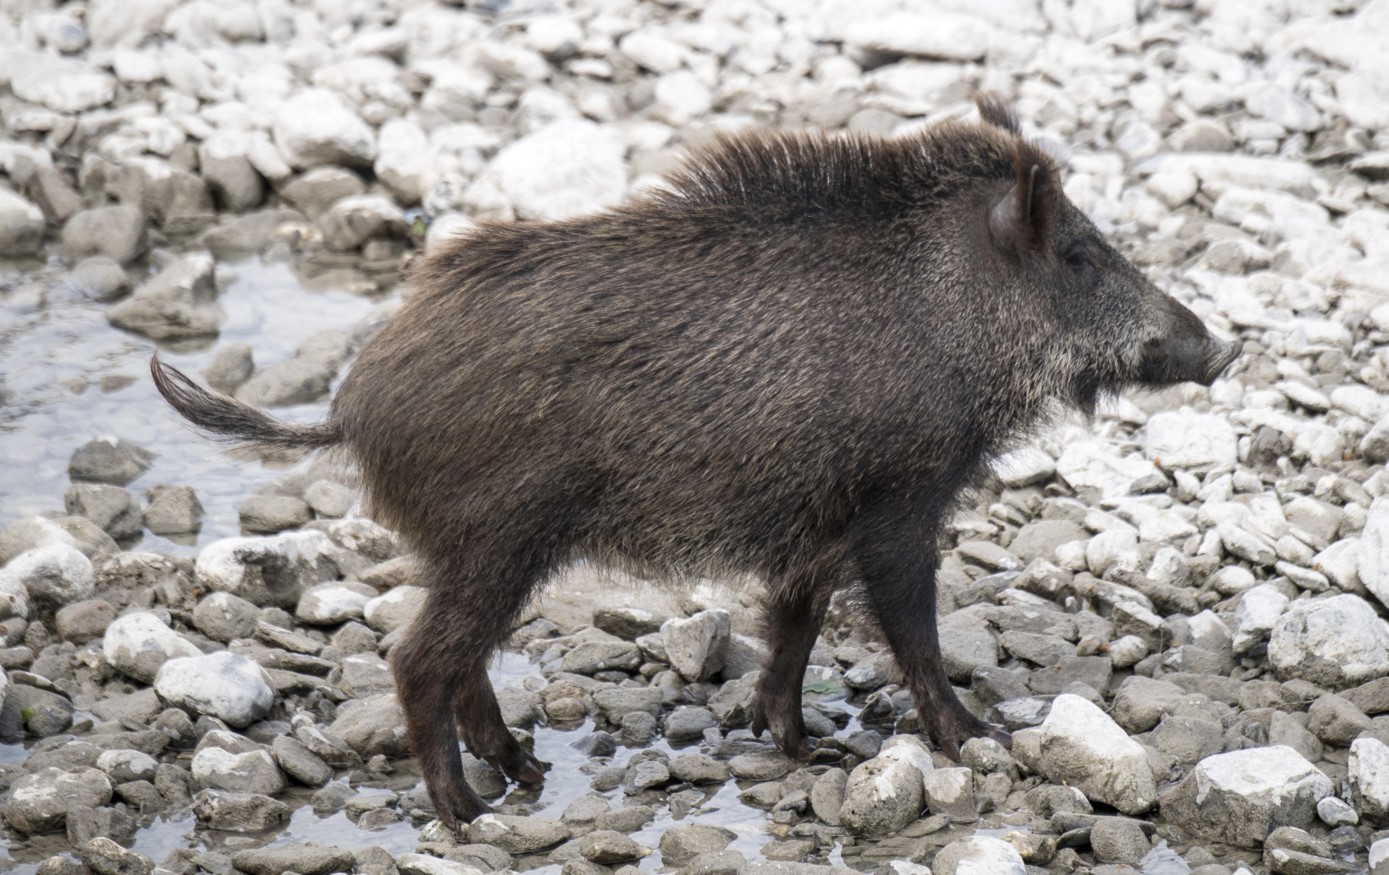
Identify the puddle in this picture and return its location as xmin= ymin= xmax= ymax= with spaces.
xmin=0 ymin=258 xmax=391 ymax=550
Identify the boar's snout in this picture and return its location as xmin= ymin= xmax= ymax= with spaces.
xmin=1138 ymin=298 xmax=1241 ymax=387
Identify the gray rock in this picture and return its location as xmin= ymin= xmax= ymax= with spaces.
xmin=317 ymin=194 xmax=407 ymax=251
xmin=239 ymin=495 xmax=312 ymax=534
xmin=192 ymin=591 xmax=259 ymax=643
xmin=199 ymin=209 xmax=306 ymax=257
xmin=560 ymin=637 xmax=642 ymax=675
xmin=669 ymin=752 xmax=729 ymax=784
xmin=154 ymin=651 xmax=275 ymax=727
xmin=191 ymin=789 xmax=289 ymax=832
xmin=5 ymin=683 xmax=74 ymax=736
xmin=1035 ymin=694 xmax=1157 ymax=815
xmin=1163 ymin=745 xmax=1333 ymax=847
xmin=1090 ymin=817 xmax=1151 ymax=865
xmin=0 ymin=188 xmax=46 ymax=256
xmin=107 ymin=252 xmax=221 ymax=340
xmin=303 ymin=480 xmax=356 ymax=518
xmin=231 ymin=842 xmax=353 ymax=875
xmin=282 ymin=168 xmax=367 ymax=219
xmin=200 ymin=136 xmax=265 ymax=212
xmin=578 ymin=829 xmax=647 ymax=864
xmin=64 ymin=483 xmax=142 ymax=540
xmin=61 ymin=205 xmax=147 ymax=264
xmin=203 ymin=344 xmax=255 ymax=394
xmin=273 ymin=88 xmax=376 ymax=170
xmin=658 ymin=823 xmax=736 ymax=866
xmin=838 ymin=736 xmax=933 ymax=836
xmin=67 ymin=257 xmax=130 ymax=301
xmin=143 ymin=485 xmax=204 ymax=535
xmin=69 ymin=437 xmax=153 ymax=486
xmin=108 ymin=157 xmax=213 ymax=232
xmin=1144 ymin=411 xmax=1238 ymax=471
xmin=663 ymin=706 xmax=719 ymax=741
xmin=96 ymin=749 xmax=159 ymax=783
xmin=592 ymin=686 xmax=662 ymax=722
xmin=271 ymin=735 xmax=333 ymax=787
xmin=1308 ymin=694 xmax=1372 ymax=746
xmin=55 ymin=599 xmax=116 ymax=644
xmin=328 ymin=694 xmax=408 ymax=757
xmin=728 ymin=749 xmax=794 ymax=781
xmin=931 ymin=836 xmax=1026 ymax=875
xmin=81 ymin=837 xmax=153 ymax=875
xmin=191 ymin=747 xmax=285 ymax=796
xmin=923 ymin=766 xmax=977 ymax=822
xmin=103 ymin=611 xmax=201 ymax=683
xmin=940 ymin=608 xmax=999 ymax=681
xmin=810 ymin=767 xmax=847 ymax=826
xmin=662 ymin=609 xmax=730 ymax=681
xmin=4 ymin=767 xmax=113 ymax=834
xmin=466 ymin=813 xmax=568 ymax=853
xmin=1269 ymin=594 xmax=1389 ymax=690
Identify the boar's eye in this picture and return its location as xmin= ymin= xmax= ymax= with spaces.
xmin=1063 ymin=241 xmax=1098 ymax=290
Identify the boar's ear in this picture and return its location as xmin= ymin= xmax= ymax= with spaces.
xmin=988 ymin=155 xmax=1057 ymax=256
xmin=975 ymin=93 xmax=1020 ymax=135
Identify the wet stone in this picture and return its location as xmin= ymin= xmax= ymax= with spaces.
xmin=1091 ymin=817 xmax=1151 ymax=865
xmin=230 ymin=842 xmax=355 ymax=875
xmin=5 ymin=683 xmax=75 ymax=736
xmin=191 ymin=789 xmax=290 ymax=832
xmin=5 ymin=767 xmax=113 ymax=834
xmin=239 ymin=494 xmax=313 ymax=534
xmin=80 ymin=837 xmax=153 ymax=875
xmin=55 ymin=598 xmax=115 ymax=643
xmin=467 ymin=813 xmax=568 ymax=853
xmin=670 ymin=752 xmax=729 ymax=784
xmin=729 ymin=749 xmax=794 ymax=781
xmin=272 ymin=734 xmax=334 ymax=787
xmin=64 ymin=483 xmax=142 ymax=540
xmin=144 ymin=485 xmax=204 ymax=535
xmin=578 ymin=829 xmax=647 ymax=864
xmin=658 ymin=823 xmax=737 ymax=866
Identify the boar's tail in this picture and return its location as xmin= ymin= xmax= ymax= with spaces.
xmin=150 ymin=354 xmax=342 ymax=451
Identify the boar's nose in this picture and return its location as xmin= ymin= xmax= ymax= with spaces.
xmin=1141 ymin=334 xmax=1241 ymax=388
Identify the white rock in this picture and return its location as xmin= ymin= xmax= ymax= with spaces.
xmin=363 ymin=585 xmax=428 ymax=634
xmin=374 ymin=119 xmax=429 ymax=205
xmin=1351 ymin=736 xmax=1389 ymax=822
xmin=1036 ymin=694 xmax=1157 ymax=815
xmin=1313 ymin=539 xmax=1360 ymax=591
xmin=1361 ymin=498 xmax=1389 ymax=610
xmin=1362 ymin=411 xmax=1389 ymax=464
xmin=1163 ymin=746 xmax=1333 ymax=847
xmin=2 ymin=545 xmax=93 ymax=611
xmin=661 ymin=609 xmax=731 ymax=682
xmin=1269 ymin=594 xmax=1389 ymax=689
xmin=7 ymin=52 xmax=115 ymax=113
xmin=155 ymin=651 xmax=275 ymax=728
xmin=931 ymin=836 xmax=1026 ymax=875
xmin=191 ymin=747 xmax=285 ymax=796
xmin=106 ymin=251 xmax=221 ymax=340
xmin=652 ymin=71 xmax=713 ymax=127
xmin=617 ymin=31 xmax=687 ymax=73
xmin=296 ymin=582 xmax=375 ymax=625
xmin=845 ymin=13 xmax=991 ymax=61
xmin=1056 ymin=440 xmax=1158 ymax=499
xmin=1144 ymin=411 xmax=1237 ymax=471
xmin=1087 ymin=528 xmax=1140 ymax=578
xmin=1232 ymin=584 xmax=1290 ymax=654
xmin=991 ymin=446 xmax=1055 ymax=487
xmin=195 ymin=531 xmax=345 ymax=609
xmin=103 ymin=612 xmax=202 ymax=683
xmin=838 ymin=735 xmax=932 ymax=837
xmin=465 ymin=120 xmax=626 ymax=221
xmin=96 ymin=749 xmax=159 ymax=783
xmin=272 ymin=88 xmax=376 ymax=170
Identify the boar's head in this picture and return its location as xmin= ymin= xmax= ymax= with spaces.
xmin=974 ymin=95 xmax=1241 ymax=409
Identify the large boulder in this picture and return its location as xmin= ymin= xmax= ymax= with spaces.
xmin=1162 ymin=746 xmax=1332 ymax=847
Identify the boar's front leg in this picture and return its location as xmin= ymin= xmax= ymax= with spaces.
xmin=852 ymin=509 xmax=1011 ymax=758
xmin=750 ymin=584 xmax=833 ymax=759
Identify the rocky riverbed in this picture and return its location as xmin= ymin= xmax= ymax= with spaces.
xmin=5 ymin=0 xmax=1389 ymax=873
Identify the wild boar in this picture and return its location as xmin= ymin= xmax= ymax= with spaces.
xmin=152 ymin=95 xmax=1241 ymax=829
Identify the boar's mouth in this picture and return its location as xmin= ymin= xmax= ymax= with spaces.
xmin=1140 ymin=336 xmax=1242 ymax=388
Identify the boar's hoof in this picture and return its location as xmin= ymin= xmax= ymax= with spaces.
xmin=926 ymin=708 xmax=1009 ymax=760
xmin=491 ymin=750 xmax=544 ymax=788
xmin=435 ymin=788 xmax=492 ymax=836
xmin=750 ymin=708 xmax=816 ymax=761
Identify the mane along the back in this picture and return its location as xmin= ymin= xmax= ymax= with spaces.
xmin=650 ymin=117 xmax=1054 ymax=223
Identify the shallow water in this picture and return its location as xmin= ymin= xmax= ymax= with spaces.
xmin=0 ymin=257 xmax=388 ymax=548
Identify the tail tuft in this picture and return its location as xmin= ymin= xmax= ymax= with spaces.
xmin=151 ymin=354 xmax=341 ymax=452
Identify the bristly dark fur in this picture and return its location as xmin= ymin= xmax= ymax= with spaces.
xmin=975 ymin=92 xmax=1021 ymax=135
xmin=153 ymin=94 xmax=1236 ymax=832
xmin=150 ymin=355 xmax=341 ymax=451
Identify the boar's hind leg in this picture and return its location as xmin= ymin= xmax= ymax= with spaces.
xmin=750 ymin=584 xmax=833 ymax=759
xmin=392 ymin=566 xmax=542 ymax=831
xmin=852 ymin=512 xmax=1011 ymax=759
